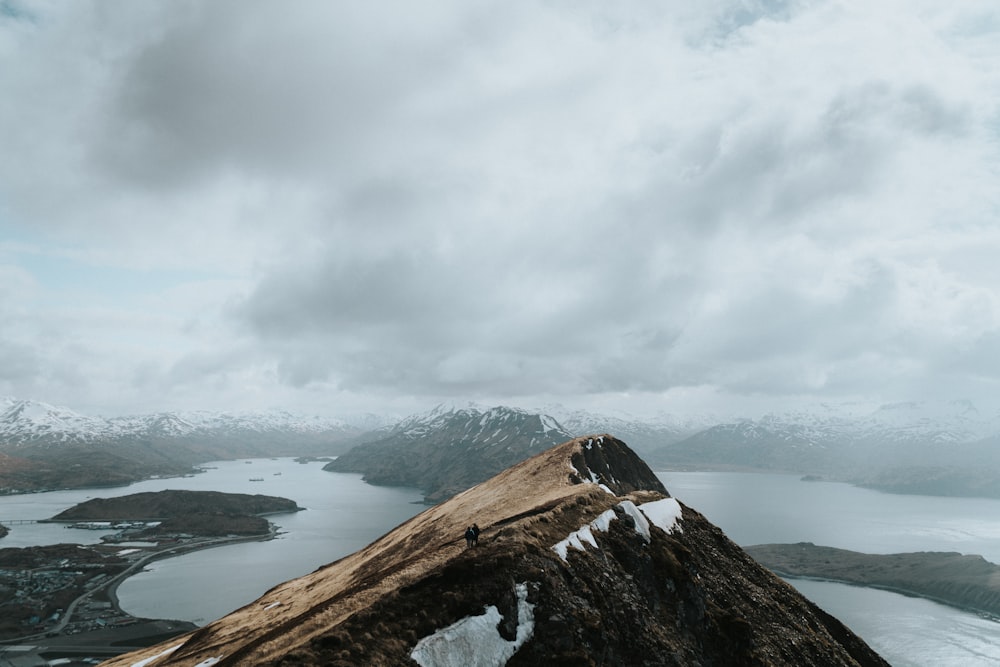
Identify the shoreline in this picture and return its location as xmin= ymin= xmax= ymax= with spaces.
xmin=103 ymin=527 xmax=280 ymax=621
xmin=0 ymin=531 xmax=278 ymax=664
xmin=775 ymin=571 xmax=1000 ymax=621
xmin=747 ymin=543 xmax=1000 ymax=621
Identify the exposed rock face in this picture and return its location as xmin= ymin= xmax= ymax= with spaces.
xmin=105 ymin=436 xmax=888 ymax=667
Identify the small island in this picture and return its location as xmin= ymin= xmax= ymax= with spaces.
xmin=746 ymin=542 xmax=1000 ymax=617
xmin=49 ymin=489 xmax=302 ymax=537
xmin=0 ymin=489 xmax=302 ymax=662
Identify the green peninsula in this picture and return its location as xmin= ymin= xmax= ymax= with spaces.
xmin=746 ymin=542 xmax=1000 ymax=617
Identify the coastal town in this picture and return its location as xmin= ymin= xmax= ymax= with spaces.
xmin=0 ymin=490 xmax=299 ymax=666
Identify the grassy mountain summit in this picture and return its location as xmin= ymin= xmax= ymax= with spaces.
xmin=105 ymin=436 xmax=888 ymax=667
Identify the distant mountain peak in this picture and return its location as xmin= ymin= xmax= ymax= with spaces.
xmin=329 ymin=404 xmax=573 ymax=503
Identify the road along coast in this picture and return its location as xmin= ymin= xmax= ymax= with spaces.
xmin=0 ymin=528 xmax=280 ymax=665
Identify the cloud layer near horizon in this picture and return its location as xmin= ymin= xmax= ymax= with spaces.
xmin=2 ymin=1 xmax=1000 ymax=417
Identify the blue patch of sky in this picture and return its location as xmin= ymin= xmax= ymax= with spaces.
xmin=0 ymin=1 xmax=36 ymax=23
xmin=17 ymin=251 xmax=219 ymax=301
xmin=0 ymin=220 xmax=224 ymax=305
xmin=699 ymin=0 xmax=798 ymax=46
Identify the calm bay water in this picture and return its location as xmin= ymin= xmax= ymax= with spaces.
xmin=0 ymin=458 xmax=424 ymax=624
xmin=2 ymin=463 xmax=999 ymax=664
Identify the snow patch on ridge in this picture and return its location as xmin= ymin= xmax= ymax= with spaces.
xmin=639 ymin=498 xmax=683 ymax=534
xmin=553 ymin=501 xmax=657 ymax=562
xmin=569 ymin=460 xmax=614 ymax=495
xmin=586 ymin=468 xmax=614 ymax=495
xmin=552 ymin=520 xmax=604 ymax=561
xmin=552 ymin=499 xmax=683 ymax=561
xmin=618 ymin=500 xmax=651 ymax=542
xmin=410 ymin=582 xmax=535 ymax=667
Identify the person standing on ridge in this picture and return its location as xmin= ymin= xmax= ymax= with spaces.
xmin=471 ymin=523 xmax=480 ymax=547
xmin=464 ymin=526 xmax=475 ymax=548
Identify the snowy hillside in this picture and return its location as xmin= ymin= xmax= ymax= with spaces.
xmin=0 ymin=397 xmax=359 ymax=449
xmin=541 ymin=405 xmax=713 ymax=454
xmin=390 ymin=403 xmax=568 ymax=445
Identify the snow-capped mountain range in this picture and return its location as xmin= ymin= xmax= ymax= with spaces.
xmin=702 ymin=400 xmax=1000 ymax=448
xmin=0 ymin=397 xmax=361 ymax=448
xmin=3 ymin=396 xmax=1000 ymax=498
xmin=5 ymin=395 xmax=999 ymax=452
xmin=389 ymin=402 xmax=567 ymax=443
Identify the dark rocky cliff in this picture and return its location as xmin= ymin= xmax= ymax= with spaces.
xmin=105 ymin=436 xmax=888 ymax=667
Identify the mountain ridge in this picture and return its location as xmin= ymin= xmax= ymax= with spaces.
xmin=6 ymin=395 xmax=1000 ymax=498
xmin=103 ymin=435 xmax=888 ymax=667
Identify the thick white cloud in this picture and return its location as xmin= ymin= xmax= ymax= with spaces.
xmin=1 ymin=0 xmax=999 ymax=416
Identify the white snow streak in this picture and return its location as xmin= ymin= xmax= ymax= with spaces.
xmin=410 ymin=582 xmax=535 ymax=667
xmin=587 ymin=469 xmax=615 ymax=495
xmin=129 ymin=644 xmax=182 ymax=667
xmin=539 ymin=414 xmax=562 ymax=434
xmin=552 ymin=521 xmax=603 ymax=561
xmin=639 ymin=498 xmax=683 ymax=534
xmin=618 ymin=500 xmax=651 ymax=542
xmin=589 ymin=508 xmax=618 ymax=533
xmin=553 ymin=498 xmax=682 ymax=562
xmin=553 ymin=504 xmax=632 ymax=561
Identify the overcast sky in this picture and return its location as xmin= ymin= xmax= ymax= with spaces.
xmin=1 ymin=1 xmax=999 ymax=419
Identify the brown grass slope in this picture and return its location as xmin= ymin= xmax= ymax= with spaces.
xmin=104 ymin=436 xmax=888 ymax=667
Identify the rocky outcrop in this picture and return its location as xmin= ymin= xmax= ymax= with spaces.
xmin=105 ymin=436 xmax=888 ymax=667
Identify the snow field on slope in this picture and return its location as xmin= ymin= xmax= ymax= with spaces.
xmin=410 ymin=582 xmax=535 ymax=667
